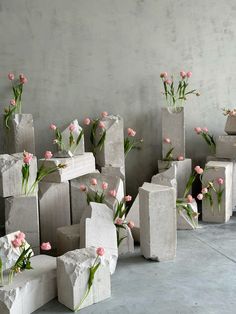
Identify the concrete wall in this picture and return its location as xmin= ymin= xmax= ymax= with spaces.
xmin=0 ymin=0 xmax=235 ymax=197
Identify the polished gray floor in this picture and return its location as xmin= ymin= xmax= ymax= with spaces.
xmin=35 ymin=218 xmax=236 ymax=314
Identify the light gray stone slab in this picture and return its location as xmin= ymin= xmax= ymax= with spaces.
xmin=177 ymin=199 xmax=198 ymax=230
xmin=80 ymin=202 xmax=118 ymax=274
xmin=38 ymin=152 xmax=95 ymax=183
xmin=57 ymin=224 xmax=80 ymax=256
xmin=202 ymin=161 xmax=233 ymax=223
xmin=158 ymin=158 xmax=192 ymax=198
xmin=139 ymin=183 xmax=176 ymax=261
xmin=4 ymin=114 xmax=35 ymax=155
xmin=70 ymin=172 xmax=124 ymax=224
xmin=95 ymin=115 xmax=125 ymax=170
xmin=216 ymin=135 xmax=236 ymax=159
xmin=39 ymin=181 xmax=71 ymax=249
xmin=0 ymin=255 xmax=56 ymax=314
xmin=224 ymin=116 xmax=236 ymax=135
xmin=0 ymin=153 xmax=37 ymax=197
xmin=162 ymin=107 xmax=185 ymax=159
xmin=5 ymin=195 xmax=40 ymax=249
xmin=57 ymin=247 xmax=111 ymax=311
xmin=118 ymin=225 xmax=134 ymax=256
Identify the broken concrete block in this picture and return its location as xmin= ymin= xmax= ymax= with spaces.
xmin=70 ymin=172 xmax=124 ymax=224
xmin=216 ymin=135 xmax=236 ymax=159
xmin=224 ymin=116 xmax=236 ymax=135
xmin=5 ymin=195 xmax=40 ymax=250
xmin=177 ymin=199 xmax=198 ymax=230
xmin=0 ymin=255 xmax=56 ymax=314
xmin=118 ymin=225 xmax=135 ymax=256
xmin=139 ymin=183 xmax=176 ymax=261
xmin=158 ymin=158 xmax=192 ymax=198
xmin=54 ymin=119 xmax=85 ymax=157
xmin=80 ymin=202 xmax=118 ymax=274
xmin=0 ymin=153 xmax=37 ymax=197
xmin=57 ymin=247 xmax=111 ymax=311
xmin=38 ymin=152 xmax=95 ymax=183
xmin=151 ymin=164 xmax=177 ymax=195
xmin=202 ymin=161 xmax=233 ymax=223
xmin=95 ymin=115 xmax=125 ymax=170
xmin=57 ymin=224 xmax=80 ymax=256
xmin=162 ymin=107 xmax=185 ymax=159
xmin=39 ymin=181 xmax=71 ymax=249
xmin=4 ymin=114 xmax=35 ymax=155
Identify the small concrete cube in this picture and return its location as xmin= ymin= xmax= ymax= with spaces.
xmin=4 ymin=114 xmax=35 ymax=155
xmin=139 ymin=183 xmax=176 ymax=261
xmin=177 ymin=199 xmax=198 ymax=230
xmin=216 ymin=135 xmax=236 ymax=159
xmin=38 ymin=152 xmax=95 ymax=183
xmin=39 ymin=181 xmax=71 ymax=249
xmin=57 ymin=224 xmax=80 ymax=256
xmin=0 ymin=255 xmax=57 ymax=314
xmin=5 ymin=195 xmax=40 ymax=250
xmin=0 ymin=153 xmax=37 ymax=197
xmin=202 ymin=161 xmax=233 ymax=223
xmin=162 ymin=107 xmax=185 ymax=159
xmin=57 ymin=247 xmax=111 ymax=311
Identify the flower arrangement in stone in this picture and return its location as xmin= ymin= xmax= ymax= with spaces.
xmin=4 ymin=73 xmax=28 ymax=129
xmin=83 ymin=112 xmax=107 ymax=155
xmin=21 ymin=151 xmax=33 ymax=194
xmin=124 ymin=128 xmax=143 ymax=157
xmin=75 ymin=247 xmax=105 ymax=312
xmin=160 ymin=71 xmax=200 ymax=108
xmin=194 ymin=127 xmax=216 ymax=154
xmin=199 ymin=177 xmax=224 ymax=212
xmin=80 ymin=179 xmax=109 ymax=204
xmin=163 ymin=137 xmax=184 ymax=162
xmin=27 ymin=151 xmax=66 ymax=194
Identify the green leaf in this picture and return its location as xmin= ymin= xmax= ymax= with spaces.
xmin=76 ymin=129 xmax=84 ymax=146
xmin=183 ymin=172 xmax=197 ymax=198
xmin=88 ymin=263 xmax=100 ymax=290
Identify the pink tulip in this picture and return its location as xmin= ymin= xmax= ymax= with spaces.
xmin=69 ymin=123 xmax=76 ymax=132
xmin=10 ymin=99 xmax=16 ymax=106
xmin=186 ymin=71 xmax=192 ymax=78
xmin=187 ymin=194 xmax=193 ymax=203
xmin=99 ymin=121 xmax=106 ymax=129
xmin=96 ymin=247 xmax=105 ymax=256
xmin=128 ymin=221 xmax=135 ymax=229
xmin=102 ymin=182 xmax=108 ymax=190
xmin=217 ymin=178 xmax=224 ymax=185
xmin=202 ymin=187 xmax=208 ymax=194
xmin=79 ymin=184 xmax=87 ymax=192
xmin=17 ymin=232 xmax=25 ymax=240
xmin=44 ymin=151 xmax=53 ymax=160
xmin=194 ymin=166 xmax=204 ymax=175
xmin=109 ymin=189 xmax=117 ymax=197
xmin=164 ymin=137 xmax=171 ymax=144
xmin=180 ymin=71 xmax=186 ymax=79
xmin=127 ymin=128 xmax=136 ymax=137
xmin=90 ymin=178 xmax=97 ymax=185
xmin=83 ymin=118 xmax=91 ymax=126
xmin=160 ymin=72 xmax=168 ymax=78
xmin=19 ymin=74 xmax=28 ymax=84
xmin=197 ymin=193 xmax=203 ymax=200
xmin=202 ymin=127 xmax=208 ymax=133
xmin=115 ymin=218 xmax=124 ymax=225
xmin=23 ymin=152 xmax=33 ymax=164
xmin=50 ymin=124 xmax=57 ymax=130
xmin=229 ymin=111 xmax=236 ymax=117
xmin=41 ymin=242 xmax=51 ymax=251
xmin=12 ymin=238 xmax=22 ymax=248
xmin=194 ymin=127 xmax=202 ymax=134
xmin=124 ymin=195 xmax=132 ymax=202
xmin=101 ymin=111 xmax=108 ymax=118
xmin=8 ymin=73 xmax=14 ymax=81
xmin=178 ymin=155 xmax=184 ymax=161
xmin=165 ymin=79 xmax=172 ymax=85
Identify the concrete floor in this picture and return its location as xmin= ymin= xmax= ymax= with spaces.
xmin=35 ymin=218 xmax=236 ymax=314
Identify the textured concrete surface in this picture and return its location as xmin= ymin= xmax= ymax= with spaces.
xmin=35 ymin=217 xmax=236 ymax=314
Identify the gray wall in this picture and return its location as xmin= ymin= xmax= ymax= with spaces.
xmin=0 ymin=0 xmax=235 ymax=197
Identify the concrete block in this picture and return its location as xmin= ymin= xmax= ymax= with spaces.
xmin=57 ymin=247 xmax=111 ymax=311
xmin=151 ymin=164 xmax=177 ymax=195
xmin=177 ymin=199 xmax=198 ymax=230
xmin=39 ymin=181 xmax=71 ymax=249
xmin=4 ymin=114 xmax=35 ymax=155
xmin=225 ymin=116 xmax=236 ymax=135
xmin=0 ymin=231 xmax=33 ymax=271
xmin=80 ymin=202 xmax=118 ymax=274
xmin=5 ymin=195 xmax=39 ymax=250
xmin=101 ymin=165 xmax=125 ymax=184
xmin=0 ymin=255 xmax=56 ymax=314
xmin=54 ymin=119 xmax=85 ymax=157
xmin=57 ymin=224 xmax=80 ymax=256
xmin=0 ymin=153 xmax=37 ymax=197
xmin=202 ymin=161 xmax=233 ymax=223
xmin=70 ymin=172 xmax=124 ymax=224
xmin=118 ymin=225 xmax=135 ymax=256
xmin=162 ymin=107 xmax=185 ymax=159
xmin=95 ymin=115 xmax=125 ymax=170
xmin=139 ymin=183 xmax=176 ymax=261
xmin=38 ymin=152 xmax=95 ymax=183
xmin=158 ymin=158 xmax=192 ymax=198
xmin=216 ymin=135 xmax=236 ymax=159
